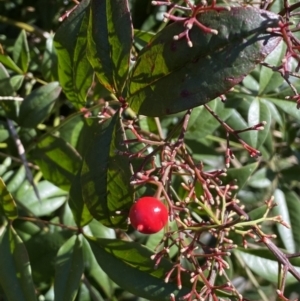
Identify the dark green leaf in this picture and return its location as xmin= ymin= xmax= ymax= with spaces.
xmin=58 ymin=114 xmax=85 ymax=150
xmin=32 ymin=134 xmax=81 ymax=191
xmin=81 ymin=113 xmax=134 ymax=229
xmin=0 ymin=226 xmax=37 ymax=301
xmin=86 ymin=236 xmax=190 ymax=300
xmin=225 ymin=162 xmax=259 ymax=192
xmin=69 ymin=168 xmax=93 ymax=227
xmin=128 ymin=7 xmax=281 ymax=116
xmin=82 ymin=236 xmax=115 ymax=298
xmin=0 ymin=64 xmax=19 ymax=120
xmin=42 ymin=34 xmax=58 ymax=82
xmin=54 ymin=0 xmax=93 ymax=109
xmin=0 ymin=177 xmax=18 ymax=220
xmin=14 ymin=221 xmax=73 ymax=287
xmin=87 ymin=0 xmax=133 ymax=93
xmin=54 ymin=235 xmax=84 ymax=301
xmin=19 ymin=82 xmax=61 ymax=128
xmin=13 ymin=30 xmax=30 ymax=73
xmin=186 ymin=98 xmax=233 ymax=140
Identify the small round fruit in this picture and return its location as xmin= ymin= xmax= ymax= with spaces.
xmin=129 ymin=196 xmax=168 ymax=234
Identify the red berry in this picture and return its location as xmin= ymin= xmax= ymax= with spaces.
xmin=129 ymin=196 xmax=168 ymax=234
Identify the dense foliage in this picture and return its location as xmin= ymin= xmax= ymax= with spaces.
xmin=0 ymin=0 xmax=300 ymax=300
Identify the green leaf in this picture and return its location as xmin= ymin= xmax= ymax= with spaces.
xmin=42 ymin=34 xmax=58 ymax=82
xmin=10 ymin=75 xmax=24 ymax=91
xmin=13 ymin=30 xmax=30 ymax=73
xmin=273 ymin=189 xmax=295 ymax=253
xmin=0 ymin=54 xmax=23 ymax=74
xmin=69 ymin=168 xmax=93 ymax=227
xmin=259 ymin=40 xmax=286 ymax=95
xmin=0 ymin=226 xmax=37 ymax=301
xmin=87 ymin=0 xmax=133 ymax=93
xmin=82 ymin=236 xmax=115 ymax=298
xmin=14 ymin=221 xmax=72 ymax=287
xmin=18 ymin=82 xmax=61 ymax=128
xmin=86 ymin=236 xmax=190 ymax=300
xmin=186 ymin=98 xmax=233 ymax=140
xmin=247 ymin=167 xmax=274 ymax=188
xmin=127 ymin=7 xmax=281 ymax=116
xmin=0 ymin=64 xmax=19 ymax=120
xmin=54 ymin=235 xmax=84 ymax=301
xmin=17 ymin=180 xmax=67 ymax=216
xmin=31 ymin=134 xmax=82 ymax=191
xmin=277 ymin=189 xmax=300 ymax=252
xmin=266 ymin=98 xmax=300 ymax=121
xmin=81 ymin=113 xmax=134 ymax=229
xmin=0 ymin=120 xmax=10 ymax=142
xmin=6 ymin=166 xmax=26 ymax=194
xmin=248 ymin=97 xmax=271 ymax=149
xmin=235 ymin=248 xmax=300 ymax=285
xmin=0 ymin=177 xmax=18 ymax=220
xmin=225 ymin=162 xmax=259 ymax=192
xmin=54 ymin=0 xmax=93 ymax=109
xmin=134 ymin=29 xmax=155 ymax=50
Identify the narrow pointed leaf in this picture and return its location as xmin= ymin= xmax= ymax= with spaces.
xmin=19 ymin=82 xmax=61 ymax=128
xmin=128 ymin=7 xmax=282 ymax=116
xmin=81 ymin=113 xmax=134 ymax=229
xmin=266 ymin=98 xmax=300 ymax=121
xmin=54 ymin=0 xmax=93 ymax=109
xmin=0 ymin=177 xmax=18 ymax=220
xmin=248 ymin=97 xmax=271 ymax=148
xmin=87 ymin=0 xmax=133 ymax=93
xmin=13 ymin=30 xmax=30 ymax=73
xmin=69 ymin=168 xmax=93 ymax=227
xmin=42 ymin=34 xmax=58 ymax=82
xmin=0 ymin=54 xmax=23 ymax=74
xmin=273 ymin=189 xmax=295 ymax=253
xmin=86 ymin=236 xmax=190 ymax=300
xmin=17 ymin=180 xmax=67 ymax=216
xmin=259 ymin=40 xmax=286 ymax=95
xmin=0 ymin=226 xmax=37 ymax=301
xmin=235 ymin=248 xmax=300 ymax=285
xmin=224 ymin=162 xmax=259 ymax=192
xmin=54 ymin=235 xmax=84 ymax=301
xmin=31 ymin=134 xmax=81 ymax=191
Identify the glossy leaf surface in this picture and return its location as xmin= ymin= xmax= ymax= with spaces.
xmin=69 ymin=169 xmax=93 ymax=227
xmin=128 ymin=7 xmax=282 ymax=116
xmin=87 ymin=0 xmax=133 ymax=93
xmin=19 ymin=82 xmax=61 ymax=128
xmin=13 ymin=30 xmax=30 ymax=73
xmin=87 ymin=236 xmax=190 ymax=300
xmin=54 ymin=0 xmax=93 ymax=109
xmin=32 ymin=134 xmax=82 ymax=191
xmin=0 ymin=177 xmax=18 ymax=220
xmin=0 ymin=226 xmax=37 ymax=301
xmin=54 ymin=235 xmax=84 ymax=301
xmin=81 ymin=114 xmax=134 ymax=229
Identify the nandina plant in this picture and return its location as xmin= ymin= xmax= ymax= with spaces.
xmin=1 ymin=0 xmax=300 ymax=301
